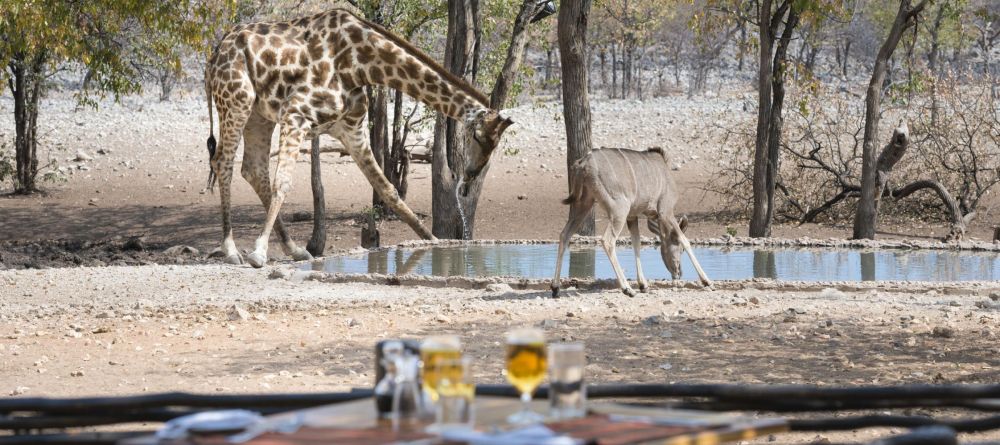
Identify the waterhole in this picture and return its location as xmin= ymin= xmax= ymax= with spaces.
xmin=304 ymin=244 xmax=1000 ymax=282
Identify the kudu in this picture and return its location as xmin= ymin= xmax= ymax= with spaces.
xmin=552 ymin=147 xmax=712 ymax=297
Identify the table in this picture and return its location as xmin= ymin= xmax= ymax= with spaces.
xmin=123 ymin=397 xmax=787 ymax=445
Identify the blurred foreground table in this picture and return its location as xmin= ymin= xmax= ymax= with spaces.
xmin=123 ymin=396 xmax=786 ymax=445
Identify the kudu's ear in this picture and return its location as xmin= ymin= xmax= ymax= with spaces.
xmin=679 ymin=215 xmax=689 ymax=232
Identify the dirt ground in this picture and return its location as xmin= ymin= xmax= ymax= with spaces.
xmin=2 ymin=90 xmax=999 ymax=444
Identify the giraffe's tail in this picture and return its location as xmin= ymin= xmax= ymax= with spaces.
xmin=205 ymin=64 xmax=217 ymax=194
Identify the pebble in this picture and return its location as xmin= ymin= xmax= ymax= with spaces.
xmin=228 ymin=305 xmax=250 ymax=321
xmin=485 ymin=283 xmax=513 ymax=293
xmin=932 ymin=326 xmax=955 ymax=338
xmin=642 ymin=315 xmax=664 ymax=326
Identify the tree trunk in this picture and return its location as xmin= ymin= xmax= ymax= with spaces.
xmin=763 ymin=8 xmax=800 ymax=232
xmin=368 ymin=87 xmax=390 ymax=212
xmin=306 ymin=137 xmax=327 ymax=257
xmin=853 ymin=0 xmax=927 ymax=239
xmin=431 ymin=0 xmax=541 ymax=239
xmin=610 ymin=44 xmax=618 ymax=98
xmin=558 ymin=0 xmax=596 ymax=236
xmin=842 ymin=40 xmax=851 ymax=77
xmin=749 ymin=0 xmax=775 ymax=237
xmin=431 ymin=0 xmax=476 ymax=239
xmin=11 ymin=54 xmax=45 ymax=194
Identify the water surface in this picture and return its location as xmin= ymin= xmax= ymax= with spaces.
xmin=305 ymin=244 xmax=1000 ymax=282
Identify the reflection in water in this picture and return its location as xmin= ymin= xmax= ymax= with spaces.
xmin=568 ymin=249 xmax=596 ymax=278
xmin=306 ymin=244 xmax=1000 ymax=282
xmin=752 ymin=251 xmax=776 ymax=278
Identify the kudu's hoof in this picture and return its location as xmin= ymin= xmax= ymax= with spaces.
xmin=224 ymin=254 xmax=244 ymax=265
xmin=247 ymin=252 xmax=267 ymax=268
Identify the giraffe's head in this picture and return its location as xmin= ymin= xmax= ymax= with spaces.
xmin=460 ymin=110 xmax=514 ymax=196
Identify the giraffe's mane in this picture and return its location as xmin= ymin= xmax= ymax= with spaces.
xmin=341 ymin=10 xmax=492 ymax=108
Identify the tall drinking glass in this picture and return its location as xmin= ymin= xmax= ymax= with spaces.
xmin=429 ymin=357 xmax=475 ymax=432
xmin=505 ymin=328 xmax=547 ymax=425
xmin=420 ymin=335 xmax=462 ymax=404
xmin=548 ymin=342 xmax=586 ymax=419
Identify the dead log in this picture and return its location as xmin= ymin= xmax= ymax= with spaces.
xmin=361 ymin=211 xmax=380 ymax=248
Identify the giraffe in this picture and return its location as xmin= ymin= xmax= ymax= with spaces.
xmin=205 ymin=7 xmax=513 ymax=268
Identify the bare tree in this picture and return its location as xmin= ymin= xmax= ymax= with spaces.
xmin=853 ymin=0 xmax=928 ymax=239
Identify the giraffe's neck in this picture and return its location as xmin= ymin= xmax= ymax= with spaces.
xmin=338 ymin=13 xmax=491 ymax=121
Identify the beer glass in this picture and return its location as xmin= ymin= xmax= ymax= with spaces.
xmin=420 ymin=335 xmax=462 ymax=403
xmin=548 ymin=342 xmax=586 ymax=419
xmin=504 ymin=327 xmax=547 ymax=424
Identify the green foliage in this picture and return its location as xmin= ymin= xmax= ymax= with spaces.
xmin=0 ymin=0 xmax=231 ymax=104
xmin=726 ymin=226 xmax=738 ymax=237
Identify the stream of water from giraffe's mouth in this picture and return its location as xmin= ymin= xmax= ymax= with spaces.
xmin=454 ymin=180 xmax=470 ymax=239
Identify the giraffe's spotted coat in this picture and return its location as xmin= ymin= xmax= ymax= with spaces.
xmin=205 ymin=8 xmax=514 ymax=267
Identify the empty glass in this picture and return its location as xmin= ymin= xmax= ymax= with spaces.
xmin=429 ymin=357 xmax=475 ymax=432
xmin=504 ymin=327 xmax=547 ymax=425
xmin=548 ymin=343 xmax=586 ymax=419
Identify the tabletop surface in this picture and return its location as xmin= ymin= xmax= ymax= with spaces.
xmin=123 ymin=396 xmax=787 ymax=445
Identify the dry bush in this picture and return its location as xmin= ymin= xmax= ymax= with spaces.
xmin=709 ymin=75 xmax=1000 ymax=239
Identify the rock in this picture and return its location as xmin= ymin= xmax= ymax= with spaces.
xmin=268 ymin=268 xmax=292 ymax=280
xmin=227 ymin=304 xmax=250 ymax=321
xmin=123 ymin=237 xmax=145 ymax=251
xmin=70 ymin=370 xmax=84 ymax=377
xmin=642 ymin=315 xmax=665 ymax=326
xmin=74 ymin=150 xmax=93 ymax=162
xmin=486 ymin=283 xmax=513 ymax=293
xmin=96 ymin=148 xmax=111 ymax=155
xmin=95 ymin=310 xmax=115 ymax=319
xmin=164 ymin=245 xmax=199 ymax=256
xmin=10 ymin=386 xmax=28 ymax=396
xmin=659 ymin=362 xmax=673 ymax=371
xmin=990 ymin=292 xmax=1000 ymax=301
xmin=748 ymin=296 xmax=760 ymax=305
xmin=539 ymin=319 xmax=557 ymax=329
xmin=434 ymin=314 xmax=451 ymax=324
xmin=517 ymin=194 xmax=527 ymax=200
xmin=932 ymin=326 xmax=955 ymax=338
xmin=290 ymin=210 xmax=312 ymax=222
xmin=820 ymin=288 xmax=846 ymax=299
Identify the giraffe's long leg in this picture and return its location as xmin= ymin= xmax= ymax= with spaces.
xmin=246 ymin=107 xmax=310 ymax=268
xmin=332 ymin=90 xmax=435 ymax=240
xmin=210 ymin=76 xmax=254 ymax=265
xmin=241 ymin=111 xmax=312 ymax=262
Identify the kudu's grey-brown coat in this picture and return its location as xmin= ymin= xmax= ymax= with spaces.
xmin=552 ymin=147 xmax=712 ymax=297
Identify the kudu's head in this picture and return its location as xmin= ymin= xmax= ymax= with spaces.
xmin=460 ymin=110 xmax=514 ymax=196
xmin=650 ymin=216 xmax=689 ymax=280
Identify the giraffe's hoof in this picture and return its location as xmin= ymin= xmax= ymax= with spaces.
xmin=551 ymin=285 xmax=560 ymax=298
xmin=247 ymin=252 xmax=267 ymax=268
xmin=290 ymin=248 xmax=313 ymax=262
xmin=224 ymin=254 xmax=244 ymax=265
xmin=638 ymin=282 xmax=650 ymax=293
xmin=622 ymin=287 xmax=637 ymax=298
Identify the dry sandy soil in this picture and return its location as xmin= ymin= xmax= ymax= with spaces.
xmin=2 ymin=89 xmax=999 ymax=444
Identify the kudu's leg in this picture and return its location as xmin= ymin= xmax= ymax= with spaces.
xmin=627 ymin=218 xmax=649 ymax=292
xmin=599 ymin=202 xmax=634 ymax=297
xmin=241 ymin=112 xmax=312 ymax=262
xmin=551 ymin=197 xmax=595 ymax=297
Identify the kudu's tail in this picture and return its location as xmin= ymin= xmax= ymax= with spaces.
xmin=205 ymin=64 xmax=218 ymax=193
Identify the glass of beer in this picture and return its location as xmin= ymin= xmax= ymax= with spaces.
xmin=420 ymin=335 xmax=462 ymax=403
xmin=504 ymin=327 xmax=547 ymax=424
